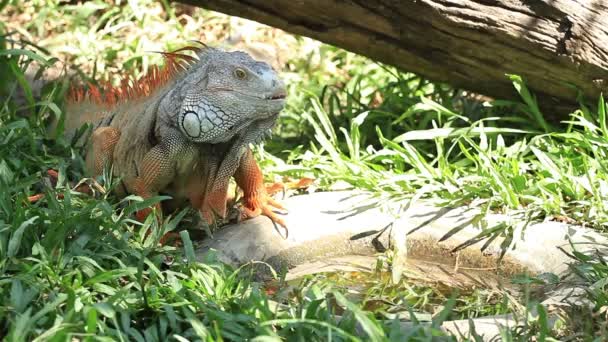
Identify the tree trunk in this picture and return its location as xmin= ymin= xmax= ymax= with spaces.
xmin=175 ymin=0 xmax=608 ymax=117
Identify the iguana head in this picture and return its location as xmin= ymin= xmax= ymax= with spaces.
xmin=176 ymin=47 xmax=286 ymax=144
xmin=67 ymin=45 xmax=285 ymax=146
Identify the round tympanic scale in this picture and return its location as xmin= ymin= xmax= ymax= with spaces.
xmin=182 ymin=112 xmax=201 ymax=138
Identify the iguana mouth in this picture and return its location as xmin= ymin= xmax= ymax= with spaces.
xmin=211 ymin=88 xmax=286 ymax=101
xmin=265 ymin=93 xmax=286 ymax=100
xmin=246 ymin=92 xmax=285 ymax=101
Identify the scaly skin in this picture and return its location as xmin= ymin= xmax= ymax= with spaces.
xmin=56 ymin=45 xmax=287 ymax=237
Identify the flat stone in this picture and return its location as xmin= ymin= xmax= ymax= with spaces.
xmin=195 ymin=190 xmax=608 ymax=341
xmin=441 ymin=314 xmax=516 ymax=339
xmin=197 ymin=191 xmax=396 ymax=272
xmin=197 ymin=190 xmax=607 ymax=275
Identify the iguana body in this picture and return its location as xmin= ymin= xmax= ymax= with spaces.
xmin=59 ymin=45 xmax=287 ymax=228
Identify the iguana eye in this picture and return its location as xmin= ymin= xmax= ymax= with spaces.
xmin=234 ymin=68 xmax=247 ymax=80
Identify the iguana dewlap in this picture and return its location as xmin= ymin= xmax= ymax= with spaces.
xmin=59 ymin=45 xmax=287 ymax=229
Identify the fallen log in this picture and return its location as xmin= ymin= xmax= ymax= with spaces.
xmin=177 ymin=0 xmax=608 ymax=117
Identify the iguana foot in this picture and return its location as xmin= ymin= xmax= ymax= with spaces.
xmin=27 ymin=169 xmax=59 ymax=203
xmin=47 ymin=169 xmax=59 ymax=185
xmin=27 ymin=193 xmax=45 ymax=203
xmin=233 ymin=148 xmax=289 ymax=236
xmin=28 ymin=169 xmax=95 ymax=202
xmin=199 ymin=189 xmax=228 ymax=228
xmin=159 ymin=232 xmax=182 ymax=247
xmin=135 ymin=206 xmax=155 ymax=222
xmin=241 ymin=192 xmax=288 ymax=236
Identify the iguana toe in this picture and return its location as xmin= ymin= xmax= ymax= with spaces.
xmin=27 ymin=169 xmax=66 ymax=203
xmin=159 ymin=232 xmax=182 ymax=247
xmin=241 ymin=193 xmax=288 ymax=237
xmin=135 ymin=204 xmax=162 ymax=223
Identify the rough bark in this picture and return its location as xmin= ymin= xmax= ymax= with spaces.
xmin=175 ymin=0 xmax=608 ymax=117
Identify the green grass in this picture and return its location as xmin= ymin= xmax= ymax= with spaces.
xmin=285 ymin=269 xmax=515 ymax=322
xmin=1 ymin=0 xmax=608 ymax=340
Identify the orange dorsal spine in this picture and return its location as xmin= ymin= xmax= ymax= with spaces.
xmin=67 ymin=44 xmax=204 ymax=108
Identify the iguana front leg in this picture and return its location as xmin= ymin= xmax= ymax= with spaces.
xmin=234 ymin=148 xmax=287 ymax=228
xmin=131 ymin=135 xmax=194 ymax=222
xmin=199 ymin=183 xmax=230 ymax=225
xmin=86 ymin=126 xmax=121 ymax=177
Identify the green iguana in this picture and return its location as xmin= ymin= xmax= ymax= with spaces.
xmin=49 ymin=43 xmax=287 ymax=236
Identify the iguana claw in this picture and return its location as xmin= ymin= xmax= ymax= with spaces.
xmin=27 ymin=169 xmax=60 ymax=203
xmin=240 ymin=192 xmax=288 ymax=238
xmin=28 ymin=169 xmax=96 ymax=202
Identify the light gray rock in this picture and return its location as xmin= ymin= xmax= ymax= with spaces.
xmin=197 ymin=190 xmax=607 ymax=274
xmin=197 ymin=191 xmax=396 ymax=273
xmin=195 ymin=190 xmax=608 ymax=340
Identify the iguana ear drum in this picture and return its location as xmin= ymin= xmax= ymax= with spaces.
xmin=181 ymin=110 xmax=202 ymax=139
